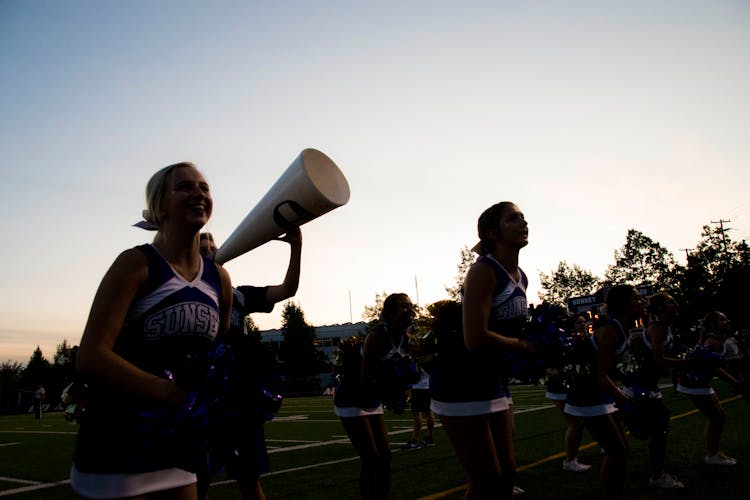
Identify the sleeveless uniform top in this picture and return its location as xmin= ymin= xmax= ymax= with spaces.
xmin=73 ymin=244 xmax=222 ymax=481
xmin=334 ymin=323 xmax=408 ymax=417
xmin=622 ymin=321 xmax=675 ymax=399
xmin=676 ymin=337 xmax=726 ymax=396
xmin=430 ymin=255 xmax=529 ymax=417
xmin=565 ymin=317 xmax=629 ymax=417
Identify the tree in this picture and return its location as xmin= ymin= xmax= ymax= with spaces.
xmin=0 ymin=361 xmax=23 ymax=391
xmin=0 ymin=361 xmax=25 ymax=413
xmin=278 ymin=302 xmax=327 ymax=392
xmin=538 ymin=261 xmax=600 ymax=306
xmin=245 ymin=315 xmax=259 ymax=333
xmin=445 ymin=245 xmax=475 ymax=300
xmin=53 ymin=339 xmax=75 ymax=366
xmin=692 ymin=224 xmax=747 ymax=281
xmin=676 ymin=225 xmax=750 ymax=329
xmin=604 ymin=229 xmax=680 ymax=289
xmin=21 ymin=346 xmax=50 ymax=388
xmin=362 ymin=291 xmax=389 ymax=322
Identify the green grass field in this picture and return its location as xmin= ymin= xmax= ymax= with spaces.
xmin=1 ymin=381 xmax=748 ymax=499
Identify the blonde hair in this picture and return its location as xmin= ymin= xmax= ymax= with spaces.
xmin=143 ymin=162 xmax=196 ymax=229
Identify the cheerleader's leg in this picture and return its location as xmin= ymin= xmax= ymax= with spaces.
xmin=582 ymin=414 xmax=629 ymax=500
xmin=440 ymin=411 xmax=514 ymax=500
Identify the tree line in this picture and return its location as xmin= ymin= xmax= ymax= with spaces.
xmin=3 ymin=221 xmax=747 ymax=412
xmin=536 ymin=224 xmax=749 ymax=335
xmin=0 ymin=302 xmax=330 ymax=413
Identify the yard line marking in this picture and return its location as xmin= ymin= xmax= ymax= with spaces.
xmin=0 ymin=443 xmax=20 ymax=447
xmin=268 ymin=437 xmax=352 ymax=453
xmin=211 ymin=455 xmax=363 ymax=487
xmin=0 ymin=477 xmax=41 ymax=485
xmin=213 ymin=440 xmax=425 ymax=488
xmin=264 ymin=421 xmax=443 ymax=453
xmin=265 ymin=439 xmax=320 ymax=443
xmin=0 ymin=430 xmax=77 ymax=435
xmin=0 ymin=479 xmax=70 ymax=497
xmin=418 ymin=394 xmax=741 ymax=499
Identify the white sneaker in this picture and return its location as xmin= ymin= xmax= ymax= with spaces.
xmin=649 ymin=473 xmax=684 ymax=489
xmin=512 ymin=485 xmax=525 ymax=496
xmin=562 ymin=458 xmax=592 ymax=472
xmin=705 ymin=453 xmax=737 ymax=465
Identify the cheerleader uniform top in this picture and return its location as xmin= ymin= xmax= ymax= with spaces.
xmin=231 ymin=286 xmax=273 ymax=334
xmin=72 ymin=244 xmax=222 ymax=488
xmin=333 ymin=323 xmax=408 ymax=417
xmin=430 ymin=255 xmax=529 ymax=417
xmin=222 ymin=285 xmax=278 ymax=394
xmin=564 ymin=317 xmax=629 ymax=417
xmin=622 ymin=321 xmax=675 ymax=400
xmin=676 ymin=337 xmax=726 ymax=396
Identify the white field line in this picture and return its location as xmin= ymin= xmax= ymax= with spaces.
xmin=0 ymin=402 xmax=559 ymax=496
xmin=0 ymin=431 xmax=77 ymax=435
xmin=265 ymin=438 xmax=320 ymax=443
xmin=0 ymin=478 xmax=41 ymax=486
xmin=0 ymin=479 xmax=70 ymax=497
xmin=0 ymin=443 xmax=20 ymax=448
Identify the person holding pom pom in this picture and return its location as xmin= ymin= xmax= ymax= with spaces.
xmin=430 ymin=202 xmax=535 ymax=499
xmin=71 ymin=162 xmax=232 ymax=499
xmin=334 ymin=293 xmax=417 ymax=500
xmin=677 ymin=311 xmax=743 ymax=466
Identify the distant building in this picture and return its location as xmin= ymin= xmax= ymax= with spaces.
xmin=259 ymin=321 xmax=368 ymax=388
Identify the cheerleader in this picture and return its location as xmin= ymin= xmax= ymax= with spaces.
xmin=71 ymin=162 xmax=233 ymax=499
xmin=430 ymin=202 xmax=535 ymax=500
xmin=197 ymin=228 xmax=301 ymax=500
xmin=622 ymin=292 xmax=684 ymax=488
xmin=546 ymin=314 xmax=591 ymax=473
xmin=334 ymin=293 xmax=417 ymax=500
xmin=565 ymin=285 xmax=643 ymax=500
xmin=677 ymin=311 xmax=742 ymax=465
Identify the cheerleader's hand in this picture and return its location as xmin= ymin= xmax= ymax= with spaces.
xmin=518 ymin=339 xmax=538 ymax=354
xmin=276 ymin=226 xmax=302 ymax=245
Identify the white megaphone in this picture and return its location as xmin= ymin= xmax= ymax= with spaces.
xmin=214 ymin=148 xmax=350 ymax=264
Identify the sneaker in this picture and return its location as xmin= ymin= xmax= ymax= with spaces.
xmin=422 ymin=437 xmax=435 ymax=447
xmin=649 ymin=473 xmax=685 ymax=489
xmin=562 ymin=458 xmax=592 ymax=472
xmin=512 ymin=485 xmax=525 ymax=496
xmin=705 ymin=453 xmax=737 ymax=465
xmin=401 ymin=439 xmax=422 ymax=450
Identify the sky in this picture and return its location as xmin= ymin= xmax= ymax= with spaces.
xmin=1 ymin=0 xmax=749 ymax=365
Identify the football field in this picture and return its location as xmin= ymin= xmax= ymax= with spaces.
xmin=1 ymin=381 xmax=748 ymax=499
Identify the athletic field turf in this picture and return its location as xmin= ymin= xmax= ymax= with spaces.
xmin=1 ymin=380 xmax=747 ymax=499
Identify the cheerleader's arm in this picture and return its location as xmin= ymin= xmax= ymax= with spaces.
xmin=76 ymin=249 xmax=187 ymax=406
xmin=595 ymin=324 xmax=629 ymax=403
xmin=649 ymin=323 xmax=685 ymax=368
xmin=715 ymin=367 xmax=741 ymax=388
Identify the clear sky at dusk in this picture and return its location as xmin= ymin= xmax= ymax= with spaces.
xmin=1 ymin=1 xmax=748 ymax=364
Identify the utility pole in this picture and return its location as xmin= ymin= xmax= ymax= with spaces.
xmin=711 ymin=219 xmax=732 ymax=255
xmin=348 ymin=290 xmax=352 ymax=323
xmin=679 ymin=248 xmax=692 ymax=261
